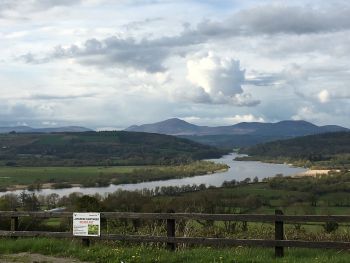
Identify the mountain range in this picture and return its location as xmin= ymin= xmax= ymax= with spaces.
xmin=126 ymin=118 xmax=347 ymax=136
xmin=0 ymin=126 xmax=92 ymax=134
xmin=125 ymin=118 xmax=349 ymax=147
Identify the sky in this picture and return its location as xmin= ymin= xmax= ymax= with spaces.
xmin=1 ymin=0 xmax=350 ymax=129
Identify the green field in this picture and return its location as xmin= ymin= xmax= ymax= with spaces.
xmin=0 ymin=161 xmax=227 ymax=190
xmin=0 ymin=238 xmax=349 ymax=263
xmin=0 ymin=166 xmax=138 ymax=188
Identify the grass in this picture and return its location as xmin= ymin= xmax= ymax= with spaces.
xmin=0 ymin=161 xmax=227 ymax=190
xmin=0 ymin=238 xmax=349 ymax=263
xmin=0 ymin=166 xmax=140 ymax=188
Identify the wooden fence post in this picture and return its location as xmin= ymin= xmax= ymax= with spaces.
xmin=275 ymin=209 xmax=284 ymax=257
xmin=10 ymin=216 xmax=18 ymax=232
xmin=167 ymin=209 xmax=176 ymax=251
xmin=82 ymin=238 xmax=90 ymax=247
xmin=10 ymin=216 xmax=19 ymax=239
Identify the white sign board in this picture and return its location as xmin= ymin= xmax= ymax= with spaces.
xmin=73 ymin=213 xmax=100 ymax=237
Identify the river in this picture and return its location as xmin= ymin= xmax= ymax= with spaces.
xmin=0 ymin=153 xmax=307 ymax=197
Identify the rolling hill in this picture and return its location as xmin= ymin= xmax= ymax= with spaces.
xmin=125 ymin=118 xmax=348 ymax=147
xmin=0 ymin=131 xmax=228 ymax=166
xmin=240 ymin=131 xmax=350 ymax=162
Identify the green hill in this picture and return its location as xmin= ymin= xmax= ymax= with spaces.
xmin=239 ymin=132 xmax=350 ymax=168
xmin=0 ymin=131 xmax=228 ymax=166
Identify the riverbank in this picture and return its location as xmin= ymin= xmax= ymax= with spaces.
xmin=0 ymin=161 xmax=229 ymax=192
xmin=0 ymin=153 xmax=307 ymax=196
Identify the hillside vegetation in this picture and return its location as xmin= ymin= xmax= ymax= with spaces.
xmin=0 ymin=131 xmax=228 ymax=166
xmin=239 ymin=132 xmax=350 ymax=169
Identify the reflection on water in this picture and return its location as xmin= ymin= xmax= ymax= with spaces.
xmin=0 ymin=153 xmax=307 ymax=197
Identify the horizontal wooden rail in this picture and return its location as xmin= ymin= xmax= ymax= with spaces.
xmin=0 ymin=231 xmax=349 ymax=250
xmin=0 ymin=211 xmax=350 ymax=223
xmin=1 ymin=210 xmax=350 ymax=257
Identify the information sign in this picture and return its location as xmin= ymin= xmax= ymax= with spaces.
xmin=73 ymin=213 xmax=100 ymax=237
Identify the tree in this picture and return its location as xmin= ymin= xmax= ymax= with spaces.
xmin=46 ymin=193 xmax=60 ymax=209
xmin=74 ymin=195 xmax=101 ymax=212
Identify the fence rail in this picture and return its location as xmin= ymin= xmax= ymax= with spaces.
xmin=1 ymin=210 xmax=349 ymax=257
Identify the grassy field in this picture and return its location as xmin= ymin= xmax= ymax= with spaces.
xmin=0 ymin=166 xmax=139 ymax=188
xmin=0 ymin=238 xmax=349 ymax=263
xmin=0 ymin=161 xmax=227 ymax=190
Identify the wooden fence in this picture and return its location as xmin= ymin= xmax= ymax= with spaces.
xmin=1 ymin=210 xmax=350 ymax=257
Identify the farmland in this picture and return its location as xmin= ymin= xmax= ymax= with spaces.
xmin=0 ymin=161 xmax=228 ymax=190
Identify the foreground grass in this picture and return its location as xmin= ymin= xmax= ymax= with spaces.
xmin=0 ymin=238 xmax=349 ymax=263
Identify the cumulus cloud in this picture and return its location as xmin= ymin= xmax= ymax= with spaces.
xmin=186 ymin=53 xmax=260 ymax=106
xmin=318 ymin=89 xmax=330 ymax=103
xmin=20 ymin=3 xmax=350 ymax=72
xmin=21 ymin=34 xmax=196 ymax=72
xmin=4 ymin=1 xmax=350 ymax=128
xmin=225 ymin=114 xmax=265 ymax=124
xmin=187 ymin=53 xmax=244 ymax=96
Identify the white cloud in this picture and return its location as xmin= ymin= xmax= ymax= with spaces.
xmin=187 ymin=52 xmax=244 ymax=96
xmin=182 ymin=114 xmax=265 ymax=126
xmin=185 ymin=52 xmax=259 ymax=106
xmin=1 ymin=1 xmax=350 ymax=128
xmin=225 ymin=114 xmax=265 ymax=124
xmin=318 ymin=89 xmax=330 ymax=103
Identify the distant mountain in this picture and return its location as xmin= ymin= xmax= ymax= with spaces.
xmin=126 ymin=118 xmax=201 ymax=135
xmin=0 ymin=126 xmax=92 ymax=134
xmin=125 ymin=118 xmax=348 ymax=136
xmin=126 ymin=118 xmax=348 ymax=148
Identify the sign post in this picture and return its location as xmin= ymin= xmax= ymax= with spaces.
xmin=73 ymin=212 xmax=100 ymax=246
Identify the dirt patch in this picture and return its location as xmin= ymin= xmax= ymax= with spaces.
xmin=0 ymin=253 xmax=90 ymax=263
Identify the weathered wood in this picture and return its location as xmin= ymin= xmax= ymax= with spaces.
xmin=166 ymin=209 xmax=176 ymax=251
xmin=0 ymin=211 xmax=350 ymax=223
xmin=275 ymin=210 xmax=284 ymax=257
xmin=1 ymin=209 xmax=350 ymax=258
xmin=10 ymin=217 xmax=18 ymax=231
xmin=10 ymin=216 xmax=18 ymax=240
xmin=0 ymin=231 xmax=72 ymax=238
xmin=0 ymin=211 xmax=72 ymax=218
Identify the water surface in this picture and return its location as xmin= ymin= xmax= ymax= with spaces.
xmin=0 ymin=153 xmax=306 ymax=196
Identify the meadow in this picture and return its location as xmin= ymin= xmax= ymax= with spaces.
xmin=0 ymin=238 xmax=349 ymax=263
xmin=0 ymin=161 xmax=227 ymax=190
